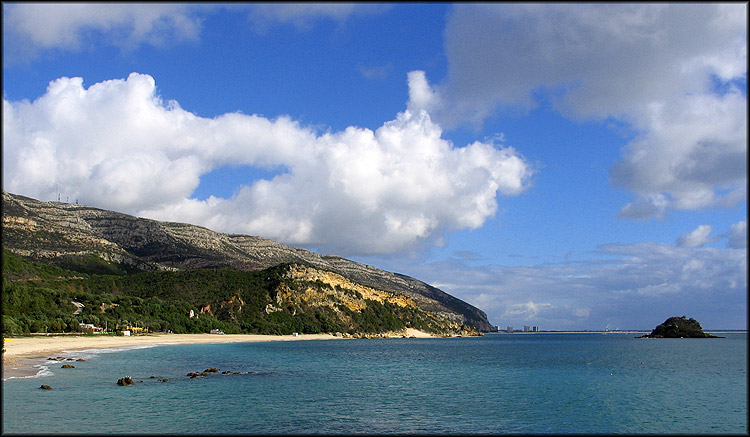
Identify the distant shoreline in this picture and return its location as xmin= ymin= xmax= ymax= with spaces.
xmin=490 ymin=331 xmax=649 ymax=334
xmin=488 ymin=330 xmax=746 ymax=334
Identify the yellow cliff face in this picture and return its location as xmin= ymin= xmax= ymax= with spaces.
xmin=280 ymin=265 xmax=418 ymax=312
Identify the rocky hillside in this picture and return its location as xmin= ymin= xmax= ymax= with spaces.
xmin=2 ymin=191 xmax=493 ymax=332
xmin=3 ymin=250 xmax=475 ymax=336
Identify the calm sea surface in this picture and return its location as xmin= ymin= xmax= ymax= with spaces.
xmin=3 ymin=333 xmax=747 ymax=434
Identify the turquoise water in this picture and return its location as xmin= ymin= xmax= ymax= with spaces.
xmin=3 ymin=333 xmax=747 ymax=434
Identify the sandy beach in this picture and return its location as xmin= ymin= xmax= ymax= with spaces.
xmin=2 ymin=329 xmax=434 ymax=379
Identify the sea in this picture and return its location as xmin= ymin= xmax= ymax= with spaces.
xmin=2 ymin=332 xmax=747 ymax=434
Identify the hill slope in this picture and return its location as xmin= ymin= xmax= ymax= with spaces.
xmin=2 ymin=250 xmax=475 ymax=336
xmin=2 ymin=191 xmax=493 ymax=332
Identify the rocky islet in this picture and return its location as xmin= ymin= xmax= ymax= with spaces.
xmin=640 ymin=316 xmax=722 ymax=338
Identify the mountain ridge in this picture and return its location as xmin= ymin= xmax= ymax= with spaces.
xmin=2 ymin=191 xmax=493 ymax=332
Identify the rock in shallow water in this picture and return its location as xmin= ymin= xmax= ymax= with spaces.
xmin=117 ymin=376 xmax=135 ymax=386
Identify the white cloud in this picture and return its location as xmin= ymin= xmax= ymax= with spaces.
xmin=677 ymin=225 xmax=714 ymax=248
xmin=2 ymin=3 xmax=387 ymax=61
xmin=503 ymin=301 xmax=552 ymax=319
xmin=2 ymin=71 xmax=533 ymax=256
xmin=439 ymin=3 xmax=747 ymax=218
xmin=407 ymin=71 xmax=441 ymax=114
xmin=2 ymin=3 xmax=206 ymax=60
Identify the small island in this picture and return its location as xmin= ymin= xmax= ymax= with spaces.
xmin=640 ymin=316 xmax=723 ymax=338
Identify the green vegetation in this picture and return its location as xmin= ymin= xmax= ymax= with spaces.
xmin=50 ymin=254 xmax=137 ymax=276
xmin=2 ymin=250 xmax=453 ymax=336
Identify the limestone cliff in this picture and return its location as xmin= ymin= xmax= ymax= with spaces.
xmin=268 ymin=264 xmax=478 ymax=336
xmin=2 ymin=191 xmax=493 ymax=332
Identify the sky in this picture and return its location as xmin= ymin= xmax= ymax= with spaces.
xmin=2 ymin=3 xmax=747 ymax=330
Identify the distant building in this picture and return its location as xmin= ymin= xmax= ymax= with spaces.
xmin=532 ymin=326 xmax=539 ymax=332
xmin=506 ymin=326 xmax=514 ymax=333
xmin=524 ymin=325 xmax=531 ymax=332
xmin=79 ymin=323 xmax=105 ymax=333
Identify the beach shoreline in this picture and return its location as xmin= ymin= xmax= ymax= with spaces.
xmin=2 ymin=329 xmax=434 ymax=379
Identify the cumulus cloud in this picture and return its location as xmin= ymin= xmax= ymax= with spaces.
xmin=677 ymin=225 xmax=714 ymax=248
xmin=407 ymin=71 xmax=441 ymax=114
xmin=438 ymin=3 xmax=747 ymax=218
xmin=2 ymin=72 xmax=533 ymax=256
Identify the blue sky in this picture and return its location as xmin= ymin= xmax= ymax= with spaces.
xmin=3 ymin=3 xmax=747 ymax=330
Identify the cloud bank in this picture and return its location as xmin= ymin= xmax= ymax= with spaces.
xmin=417 ymin=223 xmax=747 ymax=330
xmin=2 ymin=72 xmax=533 ymax=255
xmin=439 ymin=3 xmax=747 ymax=219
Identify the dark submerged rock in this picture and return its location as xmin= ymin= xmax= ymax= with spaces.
xmin=640 ymin=316 xmax=722 ymax=338
xmin=39 ymin=385 xmax=53 ymax=390
xmin=61 ymin=364 xmax=75 ymax=368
